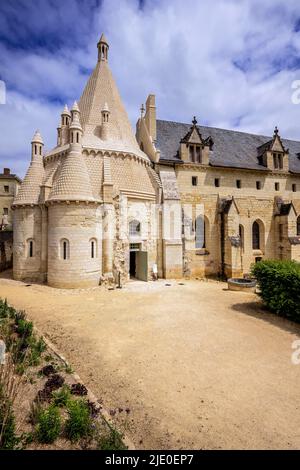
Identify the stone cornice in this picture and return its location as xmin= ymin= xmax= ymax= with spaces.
xmin=45 ymin=199 xmax=102 ymax=206
xmin=44 ymin=148 xmax=151 ymax=167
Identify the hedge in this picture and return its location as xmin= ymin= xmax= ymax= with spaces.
xmin=251 ymin=259 xmax=300 ymax=323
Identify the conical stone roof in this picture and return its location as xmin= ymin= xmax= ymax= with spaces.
xmin=14 ymin=158 xmax=44 ymax=205
xmin=79 ymin=55 xmax=147 ymax=158
xmin=48 ymin=151 xmax=96 ymax=202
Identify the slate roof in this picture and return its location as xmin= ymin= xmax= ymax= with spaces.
xmin=0 ymin=173 xmax=22 ymax=183
xmin=156 ymin=119 xmax=300 ymax=174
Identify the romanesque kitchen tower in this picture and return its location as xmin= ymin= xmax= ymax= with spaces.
xmin=13 ymin=34 xmax=159 ymax=288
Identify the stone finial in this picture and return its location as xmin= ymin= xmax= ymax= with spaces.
xmin=274 ymin=126 xmax=279 ymax=136
xmin=192 ymin=116 xmax=198 ymax=126
xmin=62 ymin=104 xmax=71 ymax=116
xmin=97 ymin=33 xmax=109 ymax=62
xmin=71 ymin=101 xmax=80 ymax=113
xmin=31 ymin=130 xmax=44 ymax=144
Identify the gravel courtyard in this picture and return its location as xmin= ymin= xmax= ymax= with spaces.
xmin=0 ymin=275 xmax=299 ymax=450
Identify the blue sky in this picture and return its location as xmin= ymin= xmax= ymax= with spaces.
xmin=1 ymin=0 xmax=300 ymax=177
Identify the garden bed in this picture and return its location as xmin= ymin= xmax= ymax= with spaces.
xmin=0 ymin=298 xmax=127 ymax=450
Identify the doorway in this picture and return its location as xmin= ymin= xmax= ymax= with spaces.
xmin=129 ymin=244 xmax=148 ymax=281
xmin=130 ymin=251 xmax=137 ymax=278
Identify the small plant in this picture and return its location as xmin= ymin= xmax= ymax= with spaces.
xmin=40 ymin=364 xmax=56 ymax=377
xmin=97 ymin=426 xmax=126 ymax=450
xmin=45 ymin=374 xmax=64 ymax=391
xmin=52 ymin=386 xmax=71 ymax=408
xmin=29 ymin=399 xmax=43 ymax=425
xmin=65 ymin=399 xmax=93 ymax=442
xmin=28 ymin=336 xmax=46 ymax=366
xmin=36 ymin=405 xmax=61 ymax=444
xmin=16 ymin=319 xmax=33 ymax=339
xmin=0 ymin=398 xmax=19 ymax=450
xmin=64 ymin=364 xmax=73 ymax=374
xmin=70 ymin=382 xmax=88 ymax=396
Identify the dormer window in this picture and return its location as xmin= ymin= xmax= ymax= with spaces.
xmin=180 ymin=117 xmax=212 ymax=165
xmin=257 ymin=127 xmax=288 ymax=171
xmin=273 ymin=153 xmax=283 ymax=170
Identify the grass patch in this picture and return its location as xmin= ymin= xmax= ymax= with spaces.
xmin=52 ymin=386 xmax=71 ymax=408
xmin=36 ymin=405 xmax=62 ymax=444
xmin=65 ymin=399 xmax=93 ymax=442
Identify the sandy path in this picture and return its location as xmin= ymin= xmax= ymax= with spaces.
xmin=0 ymin=275 xmax=299 ymax=449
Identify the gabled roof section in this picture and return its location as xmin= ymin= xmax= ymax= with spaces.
xmin=275 ymin=198 xmax=297 ymax=217
xmin=156 ymin=119 xmax=300 ymax=173
xmin=180 ymin=117 xmax=214 ymax=149
xmin=257 ymin=127 xmax=288 ymax=157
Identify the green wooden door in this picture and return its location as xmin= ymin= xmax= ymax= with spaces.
xmin=136 ymin=251 xmax=148 ymax=281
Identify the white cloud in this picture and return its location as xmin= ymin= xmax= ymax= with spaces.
xmin=1 ymin=0 xmax=300 ymax=177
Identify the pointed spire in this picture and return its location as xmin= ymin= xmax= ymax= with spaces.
xmin=71 ymin=101 xmax=80 ymax=112
xmin=99 ymin=33 xmax=109 ymax=46
xmin=14 ymin=132 xmax=45 ymax=205
xmin=62 ymin=104 xmax=71 ymax=116
xmin=31 ymin=130 xmax=44 ymax=144
xmin=97 ymin=33 xmax=109 ymax=62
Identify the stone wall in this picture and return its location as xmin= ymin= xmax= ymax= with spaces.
xmin=0 ymin=230 xmax=13 ymax=272
xmin=173 ymin=164 xmax=300 ymax=278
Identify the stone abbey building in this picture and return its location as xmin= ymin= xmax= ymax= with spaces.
xmin=13 ymin=34 xmax=300 ymax=288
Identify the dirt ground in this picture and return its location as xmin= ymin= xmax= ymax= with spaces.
xmin=0 ymin=273 xmax=300 ymax=450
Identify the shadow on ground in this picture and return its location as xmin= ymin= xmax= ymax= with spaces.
xmin=232 ymin=300 xmax=300 ymax=336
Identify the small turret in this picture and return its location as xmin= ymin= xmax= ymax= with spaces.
xmin=31 ymin=130 xmax=44 ymax=160
xmin=70 ymin=101 xmax=83 ymax=149
xmin=60 ymin=104 xmax=71 ymax=146
xmin=97 ymin=33 xmax=109 ymax=62
xmin=101 ymin=102 xmax=110 ymax=140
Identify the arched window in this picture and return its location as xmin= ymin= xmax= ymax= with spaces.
xmin=27 ymin=239 xmax=34 ymax=258
xmin=297 ymin=216 xmax=300 ymax=236
xmin=90 ymin=238 xmax=97 ymax=259
xmin=71 ymin=132 xmax=74 ymax=143
xmin=195 ymin=215 xmax=205 ymax=249
xmin=129 ymin=220 xmax=141 ymax=237
xmin=76 ymin=132 xmax=79 ymax=143
xmin=252 ymin=221 xmax=260 ymax=250
xmin=60 ymin=239 xmax=70 ymax=260
xmin=34 ymin=144 xmax=37 ymax=155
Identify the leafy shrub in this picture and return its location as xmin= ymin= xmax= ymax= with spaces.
xmin=52 ymin=386 xmax=71 ymax=408
xmin=98 ymin=427 xmax=126 ymax=450
xmin=36 ymin=405 xmax=61 ymax=444
xmin=65 ymin=399 xmax=93 ymax=442
xmin=45 ymin=374 xmax=64 ymax=391
xmin=251 ymin=260 xmax=300 ymax=322
xmin=16 ymin=319 xmax=33 ymax=339
xmin=0 ymin=398 xmax=19 ymax=450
